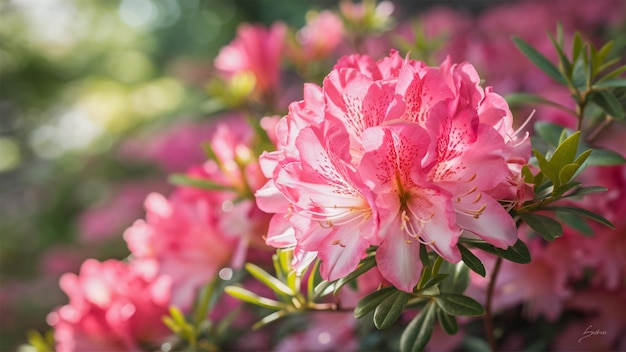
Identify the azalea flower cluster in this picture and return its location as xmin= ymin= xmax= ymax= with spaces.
xmin=256 ymin=51 xmax=530 ymax=292
xmin=25 ymin=1 xmax=624 ymax=351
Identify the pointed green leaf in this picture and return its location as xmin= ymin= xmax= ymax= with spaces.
xmin=512 ymin=36 xmax=567 ymax=85
xmin=168 ymin=174 xmax=235 ymax=191
xmin=252 ymin=310 xmax=287 ymax=330
xmin=435 ymin=293 xmax=485 ymax=316
xmin=437 ymin=308 xmax=458 ymax=335
xmin=551 ymin=131 xmax=580 ymax=169
xmin=419 ymin=243 xmax=431 ymax=267
xmin=563 ymin=185 xmax=608 ymax=198
xmin=574 ymin=149 xmax=593 ymax=166
xmin=586 ymin=147 xmax=626 ymax=166
xmin=548 ymin=30 xmax=572 ymax=79
xmin=593 ymin=79 xmax=626 ymax=89
xmin=504 ymin=93 xmax=576 ymax=115
xmin=520 ymin=213 xmax=563 ymax=241
xmin=541 ymin=206 xmax=615 ymax=229
xmin=438 ymin=261 xmax=470 ymax=294
xmin=400 ymin=301 xmax=436 ymax=352
xmin=355 ymin=286 xmax=397 ymax=319
xmin=224 ymin=285 xmax=283 ymax=310
xmin=462 ymin=239 xmax=531 ymax=264
xmin=422 ymin=273 xmax=450 ymax=290
xmin=559 ymin=163 xmax=581 ymax=185
xmin=535 ymin=121 xmax=568 ymax=147
xmin=557 ymin=212 xmax=593 ymax=236
xmin=572 ymin=32 xmax=583 ymax=63
xmin=458 ymin=245 xmax=486 ymax=277
xmin=521 ymin=165 xmax=534 ymax=183
xmin=245 ymin=263 xmax=295 ymax=298
xmin=373 ymin=290 xmax=410 ymax=329
xmin=533 ymin=149 xmax=557 ymax=184
xmin=592 ymin=90 xmax=625 ymax=118
xmin=597 ymin=65 xmax=626 ymax=82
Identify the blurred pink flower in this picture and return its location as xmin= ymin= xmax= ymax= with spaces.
xmin=124 ymin=117 xmax=273 ymax=310
xmin=291 ymin=10 xmax=344 ymax=63
xmin=48 ymin=259 xmax=171 ymax=352
xmin=257 ymin=51 xmax=528 ymax=292
xmin=215 ymin=22 xmax=287 ymax=99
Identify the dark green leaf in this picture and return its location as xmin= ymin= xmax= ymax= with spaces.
xmin=572 ymin=32 xmax=583 ymax=63
xmin=400 ymin=301 xmax=436 ymax=352
xmin=557 ymin=212 xmax=593 ymax=236
xmin=593 ymin=78 xmax=626 ymax=89
xmin=435 ymin=293 xmax=485 ymax=316
xmin=419 ymin=243 xmax=431 ymax=267
xmin=592 ymin=90 xmax=626 ymax=118
xmin=317 ymin=255 xmax=377 ymax=296
xmin=512 ymin=36 xmax=567 ymax=85
xmin=553 ymin=182 xmax=582 ymax=198
xmin=520 ymin=213 xmax=563 ymax=241
xmin=458 ymin=245 xmax=486 ymax=277
xmin=373 ymin=291 xmax=410 ymax=329
xmin=597 ymin=65 xmax=626 ymax=81
xmin=355 ymin=286 xmax=396 ymax=319
xmin=563 ymin=185 xmax=608 ymax=198
xmin=548 ymin=30 xmax=572 ymax=79
xmin=168 ymin=174 xmax=235 ymax=191
xmin=421 ymin=274 xmax=449 ymax=290
xmin=462 ymin=239 xmax=531 ymax=264
xmin=585 ymin=147 xmax=626 ymax=166
xmin=504 ymin=93 xmax=576 ymax=115
xmin=438 ymin=261 xmax=470 ymax=294
xmin=534 ymin=122 xmax=568 ymax=148
xmin=437 ymin=308 xmax=458 ymax=335
xmin=541 ymin=206 xmax=615 ymax=229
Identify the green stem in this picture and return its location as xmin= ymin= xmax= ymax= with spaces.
xmin=484 ymin=256 xmax=503 ymax=352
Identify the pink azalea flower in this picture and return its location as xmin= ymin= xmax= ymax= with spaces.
xmin=214 ymin=22 xmax=287 ymax=100
xmin=257 ymin=51 xmax=527 ymax=292
xmin=124 ymin=117 xmax=273 ymax=309
xmin=47 ymin=259 xmax=172 ymax=352
xmin=291 ymin=10 xmax=344 ymax=63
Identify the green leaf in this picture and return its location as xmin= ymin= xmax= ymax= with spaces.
xmin=168 ymin=174 xmax=235 ymax=191
xmin=400 ymin=301 xmax=436 ymax=352
xmin=533 ymin=150 xmax=557 ymax=184
xmin=550 ymin=131 xmax=580 ymax=170
xmin=592 ymin=90 xmax=626 ymax=118
xmin=435 ymin=293 xmax=485 ymax=316
xmin=504 ymin=93 xmax=576 ymax=115
xmin=438 ymin=261 xmax=470 ymax=294
xmin=224 ymin=285 xmax=283 ymax=310
xmin=355 ymin=286 xmax=397 ymax=319
xmin=245 ymin=263 xmax=295 ymax=298
xmin=535 ymin=121 xmax=568 ymax=148
xmin=252 ymin=310 xmax=287 ymax=330
xmin=559 ymin=163 xmax=581 ymax=185
xmin=419 ymin=243 xmax=431 ymax=267
xmin=512 ymin=36 xmax=567 ymax=85
xmin=557 ymin=212 xmax=593 ymax=236
xmin=421 ymin=273 xmax=450 ymax=290
xmin=563 ymin=185 xmax=608 ymax=198
xmin=462 ymin=239 xmax=531 ymax=264
xmin=315 ymin=254 xmax=376 ymax=296
xmin=458 ymin=245 xmax=486 ymax=277
xmin=520 ymin=213 xmax=563 ymax=241
xmin=541 ymin=206 xmax=615 ymax=229
xmin=571 ymin=32 xmax=584 ymax=63
xmin=593 ymin=78 xmax=626 ymax=89
xmin=548 ymin=30 xmax=573 ymax=79
xmin=574 ymin=149 xmax=593 ymax=166
xmin=585 ymin=147 xmax=626 ymax=166
xmin=373 ymin=290 xmax=410 ymax=329
xmin=437 ymin=308 xmax=458 ymax=335
xmin=597 ymin=65 xmax=626 ymax=82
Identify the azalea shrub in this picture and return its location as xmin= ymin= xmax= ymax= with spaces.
xmin=26 ymin=1 xmax=625 ymax=351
